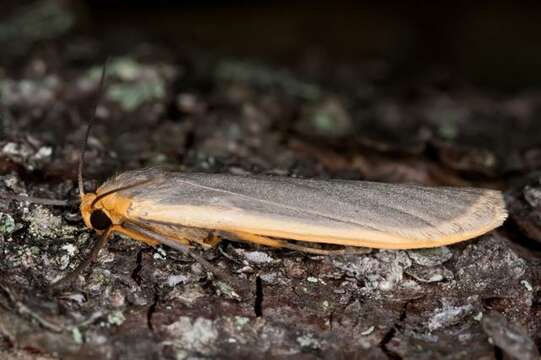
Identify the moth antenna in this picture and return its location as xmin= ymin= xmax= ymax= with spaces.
xmin=90 ymin=179 xmax=153 ymax=208
xmin=78 ymin=59 xmax=109 ymax=199
xmin=0 ymin=193 xmax=71 ymax=207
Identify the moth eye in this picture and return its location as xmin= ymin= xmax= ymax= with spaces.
xmin=90 ymin=209 xmax=112 ymax=231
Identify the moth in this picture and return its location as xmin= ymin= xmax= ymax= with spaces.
xmin=83 ymin=168 xmax=507 ymax=253
xmin=2 ymin=64 xmax=508 ymax=285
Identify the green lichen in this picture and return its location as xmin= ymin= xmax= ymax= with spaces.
xmin=233 ymin=316 xmax=250 ymax=331
xmin=107 ymin=82 xmax=165 ymax=111
xmin=71 ymin=327 xmax=84 ymax=344
xmin=0 ymin=76 xmax=59 ymax=107
xmin=164 ymin=317 xmax=218 ymax=358
xmin=107 ymin=311 xmax=126 ymax=326
xmin=24 ymin=206 xmax=77 ymax=240
xmin=106 ymin=57 xmax=140 ymax=81
xmin=214 ymin=280 xmax=241 ymax=301
xmin=87 ymin=57 xmax=141 ymax=82
xmin=215 ymin=59 xmax=321 ymax=101
xmin=29 ymin=246 xmax=40 ymax=255
xmin=91 ymin=271 xmax=111 ymax=287
xmin=0 ymin=212 xmax=16 ymax=235
xmin=297 ymin=333 xmax=320 ymax=349
xmin=310 ymin=99 xmax=352 ymax=137
xmin=86 ymin=57 xmax=170 ymax=111
xmin=312 ymin=112 xmax=336 ymax=133
xmin=438 ymin=121 xmax=458 ymax=140
xmin=1 ymin=141 xmax=53 ymax=170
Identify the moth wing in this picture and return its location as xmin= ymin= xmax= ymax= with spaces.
xmin=116 ymin=170 xmax=507 ymax=249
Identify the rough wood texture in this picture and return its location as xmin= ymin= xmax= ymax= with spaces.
xmin=1 ymin=2 xmax=541 ymax=359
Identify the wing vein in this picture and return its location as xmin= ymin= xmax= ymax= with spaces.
xmin=174 ymin=178 xmax=384 ymax=232
xmin=296 ymin=181 xmax=443 ymax=228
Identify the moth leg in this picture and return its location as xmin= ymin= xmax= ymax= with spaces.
xmin=203 ymin=232 xmax=222 ymax=248
xmin=111 ymin=224 xmax=162 ymax=247
xmin=51 ymin=228 xmax=112 ymax=289
xmin=177 ymin=228 xmax=216 ymax=249
xmin=222 ymin=231 xmax=286 ymax=249
xmin=117 ymin=220 xmax=219 ymax=250
xmin=277 ymin=241 xmax=371 ymax=255
xmin=225 ymin=231 xmax=370 ymax=255
xmin=121 ymin=222 xmax=242 ymax=289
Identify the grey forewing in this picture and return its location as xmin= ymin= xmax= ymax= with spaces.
xmin=107 ymin=169 xmax=490 ymax=232
xmin=98 ymin=167 xmax=168 ymax=194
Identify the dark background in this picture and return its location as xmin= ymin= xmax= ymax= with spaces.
xmin=80 ymin=0 xmax=541 ymax=89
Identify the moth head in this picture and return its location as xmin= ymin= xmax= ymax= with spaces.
xmin=80 ymin=192 xmax=112 ymax=232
